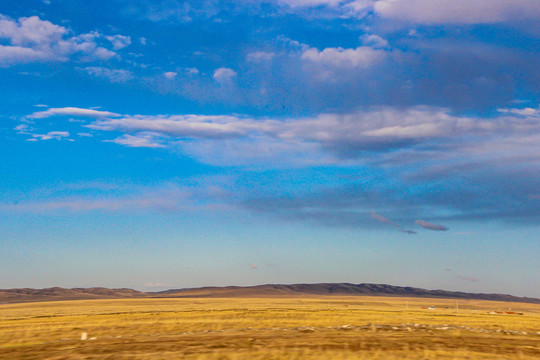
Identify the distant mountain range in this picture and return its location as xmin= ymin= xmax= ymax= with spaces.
xmin=1 ymin=283 xmax=539 ymax=304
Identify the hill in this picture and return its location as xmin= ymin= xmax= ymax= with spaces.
xmin=152 ymin=283 xmax=540 ymax=304
xmin=1 ymin=283 xmax=539 ymax=304
xmin=0 ymin=287 xmax=144 ymax=303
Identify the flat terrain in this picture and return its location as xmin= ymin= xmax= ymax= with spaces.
xmin=1 ymin=296 xmax=539 ymax=359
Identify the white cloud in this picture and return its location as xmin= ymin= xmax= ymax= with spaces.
xmin=47 ymin=130 xmax=69 ymax=137
xmin=275 ymin=0 xmax=539 ymax=24
xmin=0 ymin=14 xmax=117 ymax=66
xmin=14 ymin=124 xmax=30 ymax=132
xmin=30 ymin=106 xmax=540 ymax=148
xmin=498 ymin=105 xmax=540 ymax=118
xmin=213 ymin=67 xmax=237 ymax=83
xmin=87 ymin=46 xmax=116 ymax=61
xmin=246 ymin=51 xmax=275 ymax=63
xmin=4 ymin=192 xmax=182 ymax=213
xmin=269 ymin=107 xmax=458 ymax=144
xmin=28 ymin=107 xmax=121 ymax=119
xmin=179 ymin=135 xmax=324 ymax=167
xmin=163 ymin=71 xmax=177 ymax=79
xmin=32 ymin=131 xmax=70 ymax=140
xmin=185 ymin=67 xmax=199 ymax=75
xmin=360 ymin=34 xmax=389 ymax=49
xmin=0 ymin=14 xmax=66 ymax=46
xmin=106 ymin=134 xmax=165 ymax=148
xmin=0 ymin=182 xmax=224 ymax=214
xmin=105 ymin=34 xmax=131 ymax=50
xmin=21 ymin=104 xmax=540 ymax=166
xmin=373 ymin=0 xmax=540 ymax=24
xmin=88 ymin=114 xmax=252 ymax=139
xmin=15 ymin=125 xmax=74 ymax=143
xmin=0 ymin=44 xmax=52 ymax=64
xmin=78 ymin=106 xmax=468 ymax=159
xmin=344 ymin=0 xmax=376 ymax=13
xmin=301 ymin=46 xmax=386 ymax=69
xmin=278 ymin=0 xmax=343 ymax=7
xmin=66 ymin=32 xmax=116 ymax=61
xmin=82 ymin=66 xmax=134 ymax=83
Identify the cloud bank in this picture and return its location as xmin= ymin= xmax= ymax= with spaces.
xmin=16 ymin=103 xmax=540 ymax=227
xmin=33 ymin=104 xmax=537 ymax=162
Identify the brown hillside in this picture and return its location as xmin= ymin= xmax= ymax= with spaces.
xmin=2 ymin=283 xmax=539 ymax=304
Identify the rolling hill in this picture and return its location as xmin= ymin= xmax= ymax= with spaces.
xmin=1 ymin=283 xmax=539 ymax=304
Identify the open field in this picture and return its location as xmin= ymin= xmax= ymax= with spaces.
xmin=1 ymin=296 xmax=539 ymax=359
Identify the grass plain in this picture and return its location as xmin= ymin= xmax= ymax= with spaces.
xmin=1 ymin=295 xmax=539 ymax=359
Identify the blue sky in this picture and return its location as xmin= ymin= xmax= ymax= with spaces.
xmin=1 ymin=0 xmax=539 ymax=297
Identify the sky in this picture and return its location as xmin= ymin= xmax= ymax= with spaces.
xmin=1 ymin=0 xmax=539 ymax=297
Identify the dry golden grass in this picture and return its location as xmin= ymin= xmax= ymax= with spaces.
xmin=1 ymin=296 xmax=539 ymax=359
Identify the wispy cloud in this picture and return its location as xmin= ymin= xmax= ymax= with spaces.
xmin=28 ymin=107 xmax=121 ymax=119
xmin=4 ymin=195 xmax=181 ymax=213
xmin=88 ymin=114 xmax=251 ymax=139
xmin=105 ymin=34 xmax=131 ymax=50
xmin=445 ymin=268 xmax=479 ymax=282
xmin=498 ymin=105 xmax=540 ymax=118
xmin=106 ymin=134 xmax=165 ymax=148
xmin=246 ymin=51 xmax=275 ymax=63
xmin=279 ymin=0 xmax=344 ymax=8
xmin=278 ymin=0 xmax=540 ymax=24
xmin=371 ymin=211 xmax=416 ymax=234
xmin=415 ymin=219 xmax=449 ymax=231
xmin=2 ymin=184 xmax=203 ymax=214
xmin=20 ymin=104 xmax=540 ymax=165
xmin=1 ymin=180 xmax=235 ymax=215
xmin=456 ymin=275 xmax=480 ymax=282
xmin=14 ymin=103 xmax=540 ymax=226
xmin=31 ymin=131 xmax=70 ymax=141
xmin=80 ymin=67 xmax=134 ymax=83
xmin=373 ymin=0 xmax=540 ymax=24
xmin=15 ymin=123 xmax=71 ymax=141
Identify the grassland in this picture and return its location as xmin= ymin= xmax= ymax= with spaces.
xmin=1 ymin=296 xmax=539 ymax=359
